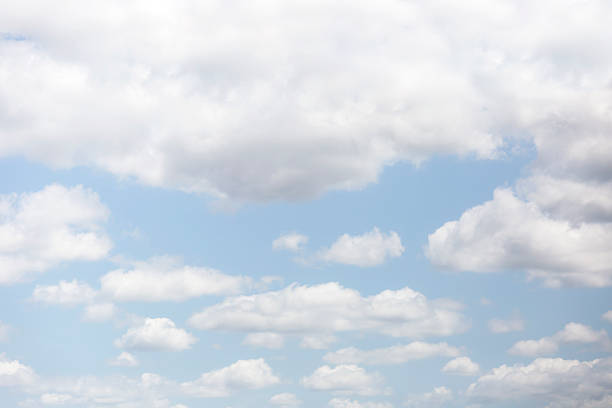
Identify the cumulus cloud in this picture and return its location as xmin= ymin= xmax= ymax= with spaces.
xmin=0 ymin=0 xmax=531 ymax=204
xmin=0 ymin=353 xmax=37 ymax=387
xmin=0 ymin=354 xmax=281 ymax=406
xmin=273 ymin=233 xmax=308 ymax=252
xmin=19 ymin=372 xmax=179 ymax=408
xmin=188 ymin=282 xmax=468 ymax=338
xmin=329 ymin=398 xmax=393 ymax=408
xmin=242 ymin=332 xmax=285 ymax=349
xmin=109 ymin=352 xmax=139 ymax=367
xmin=405 ymin=386 xmax=452 ymax=408
xmin=319 ymin=228 xmax=404 ymax=267
xmin=467 ymin=357 xmax=612 ymax=408
xmin=100 ymin=256 xmax=251 ymax=302
xmin=323 ymin=342 xmax=460 ymax=365
xmin=603 ymin=311 xmax=612 ymax=324
xmin=115 ymin=318 xmax=197 ymax=351
xmin=442 ymin=357 xmax=480 ymax=376
xmin=488 ymin=315 xmax=524 ymax=334
xmin=0 ymin=184 xmax=111 ymax=285
xmin=426 ymin=188 xmax=612 ymax=287
xmin=301 ymin=365 xmax=385 ymax=396
xmin=270 ymin=393 xmax=302 ymax=407
xmin=181 ymin=359 xmax=279 ymax=397
xmin=31 ymin=280 xmax=96 ymax=306
xmin=509 ymin=322 xmax=611 ymax=356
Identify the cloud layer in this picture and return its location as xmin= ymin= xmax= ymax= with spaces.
xmin=188 ymin=282 xmax=468 ymax=338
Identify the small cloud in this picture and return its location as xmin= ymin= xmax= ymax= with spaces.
xmin=273 ymin=233 xmax=309 ymax=252
xmin=115 ymin=318 xmax=197 ymax=351
xmin=319 ymin=228 xmax=404 ymax=267
xmin=109 ymin=352 xmax=139 ymax=367
xmin=441 ymin=357 xmax=480 ymax=376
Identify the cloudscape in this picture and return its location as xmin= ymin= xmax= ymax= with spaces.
xmin=1 ymin=1 xmax=611 ymax=407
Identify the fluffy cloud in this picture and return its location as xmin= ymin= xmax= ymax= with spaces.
xmin=270 ymin=393 xmax=302 ymax=407
xmin=0 ymin=354 xmax=37 ymax=387
xmin=329 ymin=398 xmax=393 ymax=408
xmin=31 ymin=280 xmax=96 ymax=306
xmin=0 ymin=184 xmax=111 ymax=285
xmin=509 ymin=322 xmax=611 ymax=356
xmin=109 ymin=352 xmax=139 ymax=367
xmin=301 ymin=365 xmax=385 ymax=396
xmin=273 ymin=233 xmax=308 ymax=252
xmin=19 ymin=372 xmax=179 ymax=408
xmin=115 ymin=318 xmax=197 ymax=351
xmin=181 ymin=359 xmax=279 ymax=398
xmin=242 ymin=332 xmax=285 ymax=349
xmin=0 ymin=0 xmax=523 ymax=203
xmin=517 ymin=175 xmax=612 ymax=224
xmin=442 ymin=357 xmax=480 ymax=376
xmin=100 ymin=256 xmax=251 ymax=302
xmin=405 ymin=386 xmax=452 ymax=408
xmin=488 ymin=315 xmax=524 ymax=334
xmin=1 ymin=354 xmax=279 ymax=406
xmin=319 ymin=228 xmax=404 ymax=267
xmin=467 ymin=357 xmax=612 ymax=408
xmin=426 ymin=188 xmax=612 ymax=287
xmin=323 ymin=342 xmax=460 ymax=365
xmin=188 ymin=282 xmax=468 ymax=338
xmin=603 ymin=311 xmax=612 ymax=324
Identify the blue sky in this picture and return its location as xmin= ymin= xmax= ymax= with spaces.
xmin=1 ymin=1 xmax=612 ymax=408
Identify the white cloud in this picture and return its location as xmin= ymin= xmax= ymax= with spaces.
xmin=100 ymin=256 xmax=251 ymax=302
xmin=0 ymin=0 xmax=527 ymax=204
xmin=442 ymin=357 xmax=480 ymax=376
xmin=329 ymin=398 xmax=393 ymax=408
xmin=300 ymin=334 xmax=337 ymax=350
xmin=509 ymin=322 xmax=611 ymax=356
xmin=82 ymin=303 xmax=116 ymax=322
xmin=319 ymin=228 xmax=404 ymax=267
xmin=323 ymin=342 xmax=460 ymax=365
xmin=188 ymin=282 xmax=468 ymax=338
xmin=273 ymin=233 xmax=308 ymax=252
xmin=31 ymin=280 xmax=96 ymax=306
xmin=270 ymin=393 xmax=302 ymax=407
xmin=467 ymin=357 xmax=612 ymax=408
xmin=181 ymin=359 xmax=279 ymax=398
xmin=509 ymin=337 xmax=559 ymax=357
xmin=19 ymin=372 xmax=179 ymax=408
xmin=603 ymin=311 xmax=612 ymax=324
xmin=488 ymin=315 xmax=524 ymax=334
xmin=517 ymin=175 xmax=612 ymax=224
xmin=405 ymin=386 xmax=452 ymax=408
xmin=0 ymin=184 xmax=111 ymax=285
xmin=0 ymin=353 xmax=37 ymax=387
xmin=115 ymin=318 xmax=197 ymax=351
xmin=242 ymin=332 xmax=285 ymax=349
xmin=426 ymin=188 xmax=612 ymax=287
xmin=109 ymin=352 xmax=139 ymax=367
xmin=301 ymin=365 xmax=385 ymax=396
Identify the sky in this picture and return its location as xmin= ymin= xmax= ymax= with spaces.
xmin=1 ymin=1 xmax=612 ymax=407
